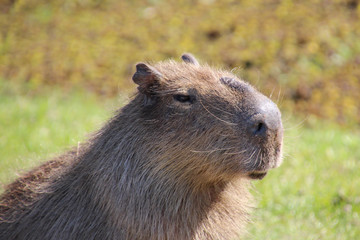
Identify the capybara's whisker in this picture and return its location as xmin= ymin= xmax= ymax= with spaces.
xmin=224 ymin=149 xmax=247 ymax=155
xmin=190 ymin=147 xmax=236 ymax=154
xmin=283 ymin=117 xmax=308 ymax=131
xmin=199 ymin=100 xmax=237 ymax=126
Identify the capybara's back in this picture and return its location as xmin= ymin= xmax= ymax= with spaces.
xmin=0 ymin=54 xmax=283 ymax=240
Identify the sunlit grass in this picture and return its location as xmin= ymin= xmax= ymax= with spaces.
xmin=250 ymin=118 xmax=360 ymax=239
xmin=0 ymin=86 xmax=359 ymax=239
xmin=0 ymin=84 xmax=114 ymax=186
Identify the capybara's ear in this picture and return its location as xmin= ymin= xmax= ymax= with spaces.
xmin=132 ymin=63 xmax=162 ymax=95
xmin=181 ymin=53 xmax=199 ymax=66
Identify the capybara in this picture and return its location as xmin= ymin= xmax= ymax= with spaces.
xmin=0 ymin=53 xmax=283 ymax=240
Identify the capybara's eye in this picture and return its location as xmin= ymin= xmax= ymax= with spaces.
xmin=173 ymin=94 xmax=193 ymax=103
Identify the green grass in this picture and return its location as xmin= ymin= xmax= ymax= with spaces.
xmin=250 ymin=119 xmax=360 ymax=239
xmin=0 ymin=87 xmax=359 ymax=239
xmin=0 ymin=83 xmax=114 ymax=186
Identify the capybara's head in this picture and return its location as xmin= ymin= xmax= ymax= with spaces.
xmin=132 ymin=53 xmax=283 ymax=183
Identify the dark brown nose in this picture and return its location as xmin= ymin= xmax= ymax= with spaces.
xmin=248 ymin=101 xmax=282 ymax=138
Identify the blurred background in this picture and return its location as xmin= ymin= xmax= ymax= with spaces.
xmin=1 ymin=0 xmax=360 ymax=124
xmin=0 ymin=0 xmax=359 ymax=239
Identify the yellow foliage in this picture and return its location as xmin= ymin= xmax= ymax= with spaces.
xmin=0 ymin=0 xmax=359 ymax=124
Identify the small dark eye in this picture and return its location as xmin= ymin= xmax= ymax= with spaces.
xmin=173 ymin=94 xmax=193 ymax=103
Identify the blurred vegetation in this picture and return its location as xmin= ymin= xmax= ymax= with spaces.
xmin=0 ymin=0 xmax=359 ymax=124
xmin=0 ymin=78 xmax=115 ymax=184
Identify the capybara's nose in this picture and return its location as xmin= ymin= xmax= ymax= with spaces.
xmin=248 ymin=101 xmax=282 ymax=137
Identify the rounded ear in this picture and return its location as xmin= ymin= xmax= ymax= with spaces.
xmin=220 ymin=77 xmax=242 ymax=90
xmin=132 ymin=63 xmax=162 ymax=95
xmin=181 ymin=53 xmax=200 ymax=66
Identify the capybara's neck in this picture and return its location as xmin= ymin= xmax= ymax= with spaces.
xmin=70 ymin=101 xmax=253 ymax=239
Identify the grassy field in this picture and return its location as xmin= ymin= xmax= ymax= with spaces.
xmin=251 ymin=119 xmax=360 ymax=239
xmin=0 ymin=83 xmax=115 ymax=184
xmin=0 ymin=87 xmax=359 ymax=239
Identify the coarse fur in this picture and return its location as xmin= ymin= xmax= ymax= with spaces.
xmin=0 ymin=54 xmax=283 ymax=240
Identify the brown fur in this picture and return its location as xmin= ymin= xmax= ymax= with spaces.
xmin=0 ymin=54 xmax=283 ymax=240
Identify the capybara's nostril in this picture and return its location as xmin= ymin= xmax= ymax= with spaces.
xmin=247 ymin=101 xmax=282 ymax=138
xmin=253 ymin=121 xmax=267 ymax=136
